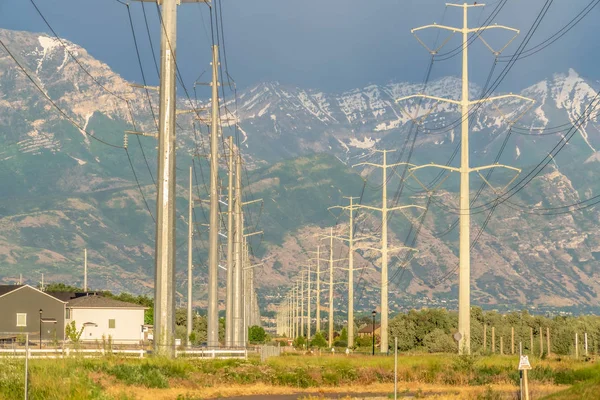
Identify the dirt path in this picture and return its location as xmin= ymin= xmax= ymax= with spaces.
xmin=221 ymin=393 xmax=392 ymax=400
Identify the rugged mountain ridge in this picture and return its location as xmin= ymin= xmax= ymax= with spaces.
xmin=0 ymin=28 xmax=599 ymax=312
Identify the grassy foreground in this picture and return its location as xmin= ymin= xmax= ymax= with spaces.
xmin=0 ymin=353 xmax=598 ymax=399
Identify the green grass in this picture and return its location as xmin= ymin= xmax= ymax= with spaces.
xmin=542 ymin=364 xmax=600 ymax=399
xmin=0 ymin=354 xmax=596 ymax=399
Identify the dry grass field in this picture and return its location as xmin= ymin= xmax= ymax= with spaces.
xmin=0 ymin=353 xmax=597 ymax=399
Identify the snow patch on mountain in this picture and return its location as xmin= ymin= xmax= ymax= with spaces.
xmin=337 ymin=138 xmax=350 ymax=153
xmin=36 ymin=36 xmax=60 ymax=75
xmin=348 ymin=136 xmax=378 ymax=149
xmin=312 ymin=92 xmax=337 ymax=122
xmin=297 ymin=90 xmax=330 ymax=123
xmin=375 ymin=118 xmax=402 ymax=132
xmin=70 ymin=155 xmax=87 ymax=165
xmin=257 ymin=102 xmax=270 ymax=118
xmin=337 ymin=90 xmax=368 ymax=124
xmin=584 ymin=151 xmax=600 ymax=164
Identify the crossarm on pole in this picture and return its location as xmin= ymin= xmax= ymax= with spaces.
xmin=388 ymin=204 xmax=426 ymax=213
xmin=472 ymin=26 xmax=519 ymax=56
xmin=470 ymin=164 xmax=521 ymax=194
xmin=412 ymin=30 xmax=457 ymax=55
xmin=388 ymin=246 xmax=419 ymax=254
xmin=410 ymin=163 xmax=460 ymax=173
xmin=470 ymin=94 xmax=535 ymax=106
xmin=395 ymin=94 xmax=461 ymax=106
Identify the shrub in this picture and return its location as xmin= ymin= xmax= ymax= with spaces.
xmin=423 ymin=329 xmax=457 ymax=353
xmin=293 ymin=336 xmax=307 ymax=349
xmin=248 ymin=326 xmax=267 ymax=343
xmin=106 ymin=363 xmax=169 ymax=388
xmin=310 ymin=332 xmax=327 ymax=348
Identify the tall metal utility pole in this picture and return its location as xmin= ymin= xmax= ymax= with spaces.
xmin=232 ymin=151 xmax=244 ymax=347
xmin=354 ymin=150 xmax=425 ymax=353
xmin=225 ymin=136 xmax=235 ymax=347
xmin=83 ymin=248 xmax=87 ymax=292
xmin=299 ymin=273 xmax=305 ymax=337
xmin=308 ymin=246 xmax=322 ymax=333
xmin=327 ymin=237 xmax=334 ymax=348
xmin=396 ymin=2 xmax=533 ymax=354
xmin=296 ymin=281 xmax=304 ymax=337
xmin=187 ymin=166 xmax=194 ymax=347
xmin=287 ymin=293 xmax=292 ymax=337
xmin=319 ymin=228 xmax=348 ymax=348
xmin=154 ymin=0 xmax=178 ymax=357
xmin=133 ymin=0 xmax=209 ymax=358
xmin=207 ymin=44 xmax=221 ymax=348
xmin=243 ymin=239 xmax=250 ymax=343
xmin=301 ymin=264 xmax=312 ymax=339
xmin=329 ymin=197 xmax=370 ymax=348
xmin=291 ymin=285 xmax=297 ymax=339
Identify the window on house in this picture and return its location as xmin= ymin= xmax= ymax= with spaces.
xmin=65 ymin=308 xmax=71 ymax=319
xmin=16 ymin=313 xmax=26 ymax=327
xmin=109 ymin=319 xmax=116 ymax=329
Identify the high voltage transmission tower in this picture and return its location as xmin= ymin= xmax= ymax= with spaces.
xmin=128 ymin=0 xmax=259 ymax=354
xmin=207 ymin=44 xmax=220 ymax=349
xmin=233 ymin=150 xmax=244 ymax=346
xmin=300 ymin=264 xmax=312 ymax=339
xmin=225 ymin=136 xmax=235 ymax=347
xmin=319 ymin=228 xmax=348 ymax=348
xmin=353 ymin=150 xmax=425 ymax=353
xmin=329 ymin=197 xmax=371 ymax=348
xmin=126 ymin=0 xmax=209 ymax=357
xmin=395 ymin=2 xmax=534 ymax=354
xmin=187 ymin=166 xmax=194 ymax=347
xmin=308 ymin=245 xmax=323 ymax=333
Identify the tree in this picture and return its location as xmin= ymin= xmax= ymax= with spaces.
xmin=293 ymin=335 xmax=307 ymax=349
xmin=423 ymin=329 xmax=457 ymax=353
xmin=310 ymin=331 xmax=328 ymax=348
xmin=248 ymin=325 xmax=267 ymax=343
xmin=389 ymin=316 xmax=417 ymax=351
xmin=339 ymin=327 xmax=348 ymax=342
xmin=44 ymin=283 xmax=83 ymax=292
xmin=65 ymin=321 xmax=84 ymax=343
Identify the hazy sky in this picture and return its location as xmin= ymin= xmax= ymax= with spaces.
xmin=0 ymin=0 xmax=598 ymax=93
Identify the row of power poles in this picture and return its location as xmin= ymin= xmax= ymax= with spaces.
xmin=276 ymin=152 xmax=422 ymax=352
xmin=125 ymin=0 xmax=260 ymax=357
xmin=277 ymin=2 xmax=534 ymax=355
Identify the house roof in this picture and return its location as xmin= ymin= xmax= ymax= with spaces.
xmin=46 ymin=292 xmax=77 ymax=302
xmin=0 ymin=284 xmax=67 ymax=303
xmin=67 ymin=295 xmax=147 ymax=309
xmin=0 ymin=285 xmax=23 ymax=296
xmin=358 ymin=324 xmax=381 ymax=334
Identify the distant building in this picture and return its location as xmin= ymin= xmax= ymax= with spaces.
xmin=357 ymin=323 xmax=381 ymax=338
xmin=66 ymin=295 xmax=147 ymax=344
xmin=0 ymin=284 xmax=66 ymax=343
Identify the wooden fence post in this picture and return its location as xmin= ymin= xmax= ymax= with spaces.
xmin=511 ymin=327 xmax=515 ymax=355
xmin=530 ymin=327 xmax=533 ymax=355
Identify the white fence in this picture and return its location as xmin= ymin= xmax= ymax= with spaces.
xmin=0 ymin=347 xmax=247 ymax=359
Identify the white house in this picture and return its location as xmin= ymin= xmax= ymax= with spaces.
xmin=66 ymin=295 xmax=147 ymax=344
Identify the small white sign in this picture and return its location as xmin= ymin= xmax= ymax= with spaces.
xmin=518 ymin=355 xmax=532 ymax=370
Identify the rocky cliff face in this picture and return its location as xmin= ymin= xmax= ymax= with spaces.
xmin=0 ymin=28 xmax=599 ymax=311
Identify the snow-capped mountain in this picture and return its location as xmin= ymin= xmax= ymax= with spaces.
xmin=1 ymin=28 xmax=600 ymax=311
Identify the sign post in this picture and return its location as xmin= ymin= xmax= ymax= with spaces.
xmin=519 ymin=355 xmax=532 ymax=400
xmin=394 ymin=336 xmax=398 ymax=400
